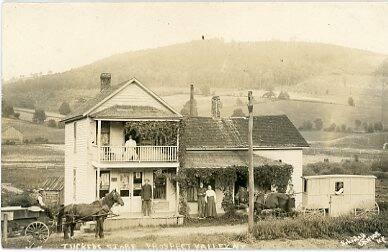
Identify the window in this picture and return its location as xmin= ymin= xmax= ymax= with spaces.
xmin=73 ymin=167 xmax=77 ymax=201
xmin=96 ymin=121 xmax=110 ymax=146
xmin=120 ymin=173 xmax=130 ymax=197
xmin=335 ymin=181 xmax=344 ymax=195
xmin=303 ymin=179 xmax=307 ymax=193
xmin=187 ymin=187 xmax=198 ymax=202
xmin=187 ymin=178 xmax=215 ymax=202
xmin=153 ymin=175 xmax=166 ymax=200
xmin=133 ymin=172 xmax=142 ymax=197
xmin=73 ymin=122 xmax=77 ymax=153
xmin=99 ymin=171 xmax=110 ymax=198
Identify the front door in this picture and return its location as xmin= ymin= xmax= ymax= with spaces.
xmin=131 ymin=171 xmax=143 ymax=213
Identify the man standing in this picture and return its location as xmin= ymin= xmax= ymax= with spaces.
xmin=197 ymin=182 xmax=206 ymax=219
xmin=141 ymin=179 xmax=152 ymax=216
xmin=286 ymin=183 xmax=296 ymax=209
xmin=125 ymin=135 xmax=138 ymax=160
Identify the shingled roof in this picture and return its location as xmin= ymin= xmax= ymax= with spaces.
xmin=183 ymin=151 xmax=284 ymax=169
xmin=182 ymin=115 xmax=309 ymax=149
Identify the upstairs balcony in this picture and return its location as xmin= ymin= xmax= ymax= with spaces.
xmin=92 ymin=120 xmax=180 ymax=166
xmin=99 ymin=145 xmax=178 ymax=162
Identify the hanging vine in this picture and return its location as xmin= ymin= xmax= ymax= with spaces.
xmin=124 ymin=121 xmax=179 ymax=146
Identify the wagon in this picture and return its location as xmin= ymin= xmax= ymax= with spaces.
xmin=1 ymin=205 xmax=118 ymax=247
xmin=301 ymin=175 xmax=379 ymax=217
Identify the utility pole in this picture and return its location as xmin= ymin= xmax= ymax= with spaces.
xmin=247 ymin=91 xmax=254 ymax=232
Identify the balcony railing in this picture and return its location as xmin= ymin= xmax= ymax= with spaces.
xmin=99 ymin=146 xmax=178 ymax=162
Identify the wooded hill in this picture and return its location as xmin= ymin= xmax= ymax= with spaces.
xmin=3 ymin=39 xmax=387 ymax=112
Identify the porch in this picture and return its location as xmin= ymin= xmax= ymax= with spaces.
xmin=80 ymin=212 xmax=184 ymax=232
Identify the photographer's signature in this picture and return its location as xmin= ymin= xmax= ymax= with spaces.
xmin=341 ymin=232 xmax=386 ymax=247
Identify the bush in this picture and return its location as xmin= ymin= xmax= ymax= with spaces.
xmin=253 ymin=215 xmax=387 ymax=240
xmin=47 ymin=119 xmax=57 ymax=128
xmin=303 ymin=161 xmax=372 ymax=176
xmin=3 ymin=192 xmax=35 ymax=207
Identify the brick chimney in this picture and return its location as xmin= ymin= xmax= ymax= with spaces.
xmin=100 ymin=73 xmax=111 ymax=91
xmin=189 ymin=84 xmax=195 ymax=117
xmin=211 ymin=96 xmax=221 ymax=119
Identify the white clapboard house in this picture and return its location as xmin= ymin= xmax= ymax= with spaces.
xmin=62 ymin=74 xmax=309 ymax=224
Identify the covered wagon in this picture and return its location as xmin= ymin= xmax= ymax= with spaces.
xmin=301 ymin=175 xmax=378 ymax=217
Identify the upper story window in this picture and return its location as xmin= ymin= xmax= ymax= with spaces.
xmin=73 ymin=122 xmax=77 ymax=153
xmin=96 ymin=121 xmax=110 ymax=146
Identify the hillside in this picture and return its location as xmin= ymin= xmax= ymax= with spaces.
xmin=3 ymin=39 xmax=387 ymax=113
xmin=1 ymin=118 xmax=64 ymax=144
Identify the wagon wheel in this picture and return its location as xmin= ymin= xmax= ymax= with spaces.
xmin=24 ymin=221 xmax=50 ymax=247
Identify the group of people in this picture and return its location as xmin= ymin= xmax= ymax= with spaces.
xmin=197 ymin=182 xmax=217 ymax=219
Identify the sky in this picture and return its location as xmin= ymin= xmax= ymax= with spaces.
xmin=3 ymin=2 xmax=388 ymax=80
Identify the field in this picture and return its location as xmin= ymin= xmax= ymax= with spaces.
xmin=2 ymin=118 xmax=64 ymax=144
xmin=1 ymin=144 xmax=64 ymax=190
xmin=161 ymin=89 xmax=385 ymax=132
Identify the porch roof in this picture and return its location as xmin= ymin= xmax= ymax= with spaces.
xmin=90 ymin=105 xmax=180 ymax=119
xmin=183 ymin=150 xmax=284 ymax=169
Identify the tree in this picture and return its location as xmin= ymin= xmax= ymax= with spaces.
xmin=299 ymin=120 xmax=313 ymax=131
xmin=47 ymin=119 xmax=57 ymax=128
xmin=348 ymin=97 xmax=355 ymax=106
xmin=180 ymin=99 xmax=198 ymax=116
xmin=354 ymin=119 xmax=362 ymax=130
xmin=314 ymin=118 xmax=323 ymax=131
xmin=13 ymin=112 xmax=20 ymax=119
xmin=231 ymin=108 xmax=246 ymax=117
xmin=58 ymin=121 xmax=65 ymax=129
xmin=2 ymin=100 xmax=15 ymax=117
xmin=324 ymin=123 xmax=336 ymax=132
xmin=374 ymin=122 xmax=383 ymax=131
xmin=33 ymin=109 xmax=46 ymax=124
xmin=59 ymin=102 xmax=71 ymax=115
xmin=278 ymin=91 xmax=290 ymax=100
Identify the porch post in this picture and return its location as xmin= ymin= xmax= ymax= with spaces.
xmin=96 ymin=120 xmax=102 ymax=199
xmin=247 ymin=91 xmax=254 ymax=233
xmin=176 ymin=128 xmax=180 ymax=215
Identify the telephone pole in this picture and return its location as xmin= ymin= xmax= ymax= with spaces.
xmin=247 ymin=91 xmax=254 ymax=232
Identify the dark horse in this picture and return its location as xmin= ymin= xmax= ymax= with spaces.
xmin=57 ymin=189 xmax=124 ymax=239
xmin=254 ymin=192 xmax=294 ymax=214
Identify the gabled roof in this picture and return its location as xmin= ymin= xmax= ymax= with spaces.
xmin=182 ymin=115 xmax=309 ymax=149
xmin=183 ymin=150 xmax=284 ymax=169
xmin=90 ymin=105 xmax=181 ymax=119
xmin=63 ymin=77 xmax=181 ymax=122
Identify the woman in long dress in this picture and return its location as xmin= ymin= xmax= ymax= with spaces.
xmin=205 ymin=185 xmax=217 ymax=218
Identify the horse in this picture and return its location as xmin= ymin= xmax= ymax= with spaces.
xmin=57 ymin=189 xmax=124 ymax=239
xmin=254 ymin=192 xmax=294 ymax=215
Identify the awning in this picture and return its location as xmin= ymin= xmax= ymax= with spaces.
xmin=183 ymin=150 xmax=284 ymax=169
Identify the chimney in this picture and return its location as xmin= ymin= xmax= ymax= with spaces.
xmin=211 ymin=96 xmax=221 ymax=119
xmin=100 ymin=73 xmax=111 ymax=91
xmin=189 ymin=84 xmax=195 ymax=117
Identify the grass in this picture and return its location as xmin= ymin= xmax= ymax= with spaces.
xmin=252 ymin=214 xmax=388 ymax=241
xmin=2 ymin=117 xmax=64 ymax=144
